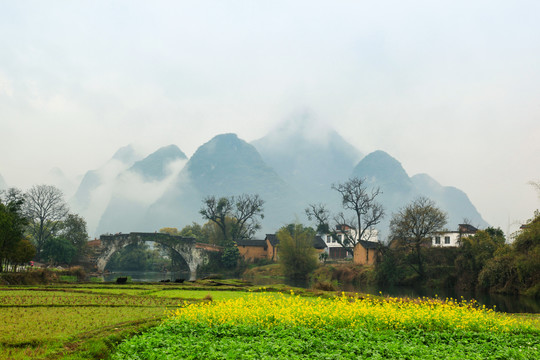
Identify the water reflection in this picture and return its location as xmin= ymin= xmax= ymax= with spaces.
xmin=101 ymin=270 xmax=191 ymax=283
xmin=99 ymin=271 xmax=539 ymax=313
xmin=340 ymin=284 xmax=540 ymax=314
xmin=247 ymin=276 xmax=539 ymax=313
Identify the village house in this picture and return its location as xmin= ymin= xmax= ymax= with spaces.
xmin=432 ymin=224 xmax=478 ymax=247
xmin=322 ymin=224 xmax=380 ymax=260
xmin=353 ymin=240 xmax=380 ymax=266
xmin=236 ymin=239 xmax=268 ymax=262
xmin=236 ymin=234 xmax=327 ymax=262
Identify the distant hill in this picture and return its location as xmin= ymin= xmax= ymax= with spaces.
xmin=71 ymin=144 xmax=143 ymax=235
xmin=128 ymin=145 xmax=187 ymax=182
xmin=43 ymin=167 xmax=78 ymax=199
xmin=95 ymin=145 xmax=188 ymax=235
xmin=252 ymin=119 xmax=362 ymax=204
xmin=411 ymin=173 xmax=488 ymax=229
xmin=351 ymin=150 xmax=488 ymax=238
xmin=63 ymin=125 xmax=489 ymax=238
xmin=145 ymin=134 xmax=301 ymax=233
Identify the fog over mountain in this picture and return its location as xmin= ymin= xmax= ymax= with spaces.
xmin=67 ymin=124 xmax=490 ymax=240
xmin=95 ymin=145 xmax=188 ymax=235
xmin=352 ymin=151 xmax=488 ymax=236
xmin=252 ymin=116 xmax=362 ymax=205
xmin=71 ymin=144 xmax=144 ymax=236
xmin=142 ymin=133 xmax=301 ymax=235
xmin=42 ymin=167 xmax=78 ymax=199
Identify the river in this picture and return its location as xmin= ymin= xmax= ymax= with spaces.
xmin=100 ymin=270 xmax=540 ymax=314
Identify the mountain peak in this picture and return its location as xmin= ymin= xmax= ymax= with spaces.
xmin=352 ymin=150 xmax=410 ymax=186
xmin=112 ymin=144 xmax=139 ymax=164
xmin=184 ymin=133 xmax=285 ymax=196
xmin=128 ymin=144 xmax=187 ymax=182
xmin=252 ymin=118 xmax=362 ymax=197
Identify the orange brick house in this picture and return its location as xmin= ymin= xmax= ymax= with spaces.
xmin=236 ymin=239 xmax=268 ymax=262
xmin=353 ymin=240 xmax=380 ymax=266
xmin=237 ymin=234 xmax=327 ymax=262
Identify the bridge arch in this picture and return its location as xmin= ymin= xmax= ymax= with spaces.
xmin=97 ymin=232 xmax=222 ymax=280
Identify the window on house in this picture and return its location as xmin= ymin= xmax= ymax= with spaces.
xmin=444 ymin=236 xmax=450 ymax=244
xmin=435 ymin=236 xmax=441 ymax=244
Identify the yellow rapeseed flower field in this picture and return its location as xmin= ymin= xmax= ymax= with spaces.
xmin=170 ymin=291 xmax=535 ymax=333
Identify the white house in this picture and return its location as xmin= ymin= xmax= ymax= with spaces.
xmin=432 ymin=224 xmax=478 ymax=247
xmin=323 ymin=225 xmax=379 ymax=259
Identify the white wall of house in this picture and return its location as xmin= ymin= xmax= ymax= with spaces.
xmin=432 ymin=232 xmax=475 ymax=247
xmin=323 ymin=229 xmax=379 ymax=257
xmin=432 ymin=232 xmax=461 ymax=247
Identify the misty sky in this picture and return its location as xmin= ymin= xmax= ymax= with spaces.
xmin=1 ymin=1 xmax=539 ymax=236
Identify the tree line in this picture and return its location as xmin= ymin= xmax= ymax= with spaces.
xmin=184 ymin=177 xmax=538 ymax=298
xmin=0 ymin=185 xmax=89 ymax=271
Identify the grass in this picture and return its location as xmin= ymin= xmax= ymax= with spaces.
xmin=0 ymin=282 xmax=245 ymax=359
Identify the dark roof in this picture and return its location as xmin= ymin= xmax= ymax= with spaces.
xmin=265 ymin=233 xmax=327 ymax=249
xmin=458 ymin=224 xmax=478 ymax=233
xmin=356 ymin=240 xmax=380 ymax=250
xmin=313 ymin=236 xmax=327 ymax=249
xmin=236 ymin=239 xmax=266 ymax=247
xmin=265 ymin=234 xmax=279 ymax=246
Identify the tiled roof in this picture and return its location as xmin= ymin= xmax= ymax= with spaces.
xmin=356 ymin=240 xmax=380 ymax=249
xmin=313 ymin=236 xmax=327 ymax=249
xmin=265 ymin=233 xmax=327 ymax=249
xmin=236 ymin=239 xmax=266 ymax=247
xmin=458 ymin=224 xmax=478 ymax=233
xmin=265 ymin=234 xmax=279 ymax=246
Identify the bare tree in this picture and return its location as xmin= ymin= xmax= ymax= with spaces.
xmin=199 ymin=194 xmax=264 ymax=244
xmin=306 ymin=177 xmax=384 ymax=249
xmin=304 ymin=203 xmax=330 ymax=234
xmin=24 ymin=185 xmax=69 ymax=257
xmin=199 ymin=196 xmax=233 ymax=244
xmin=389 ymin=196 xmax=447 ymax=279
xmin=231 ymin=194 xmax=265 ymax=241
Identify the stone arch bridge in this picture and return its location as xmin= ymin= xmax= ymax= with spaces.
xmin=96 ymin=232 xmax=222 ymax=280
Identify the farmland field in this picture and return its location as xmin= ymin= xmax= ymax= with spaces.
xmin=0 ymin=281 xmax=252 ymax=359
xmin=1 ymin=282 xmax=539 ymax=359
xmin=113 ymin=291 xmax=540 ymax=359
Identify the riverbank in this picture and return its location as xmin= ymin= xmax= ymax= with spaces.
xmin=243 ymin=263 xmax=540 ymax=313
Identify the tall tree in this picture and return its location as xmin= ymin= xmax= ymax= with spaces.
xmin=58 ymin=214 xmax=89 ymax=263
xmin=478 ymin=211 xmax=540 ymax=295
xmin=199 ymin=194 xmax=264 ymax=243
xmin=200 ymin=194 xmax=264 ymax=268
xmin=455 ymin=227 xmax=507 ymax=290
xmin=9 ymin=239 xmax=35 ymax=272
xmin=24 ymin=185 xmax=69 ymax=258
xmin=389 ymin=196 xmax=447 ymax=279
xmin=277 ymin=223 xmax=318 ymax=279
xmin=41 ymin=236 xmax=77 ymax=265
xmin=0 ymin=188 xmax=29 ymax=272
xmin=306 ymin=177 xmax=384 ymax=248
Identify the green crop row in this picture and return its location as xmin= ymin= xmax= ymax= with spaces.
xmin=112 ymin=322 xmax=539 ymax=359
xmin=113 ymin=292 xmax=540 ymax=359
xmin=0 ymin=284 xmax=196 ymax=359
